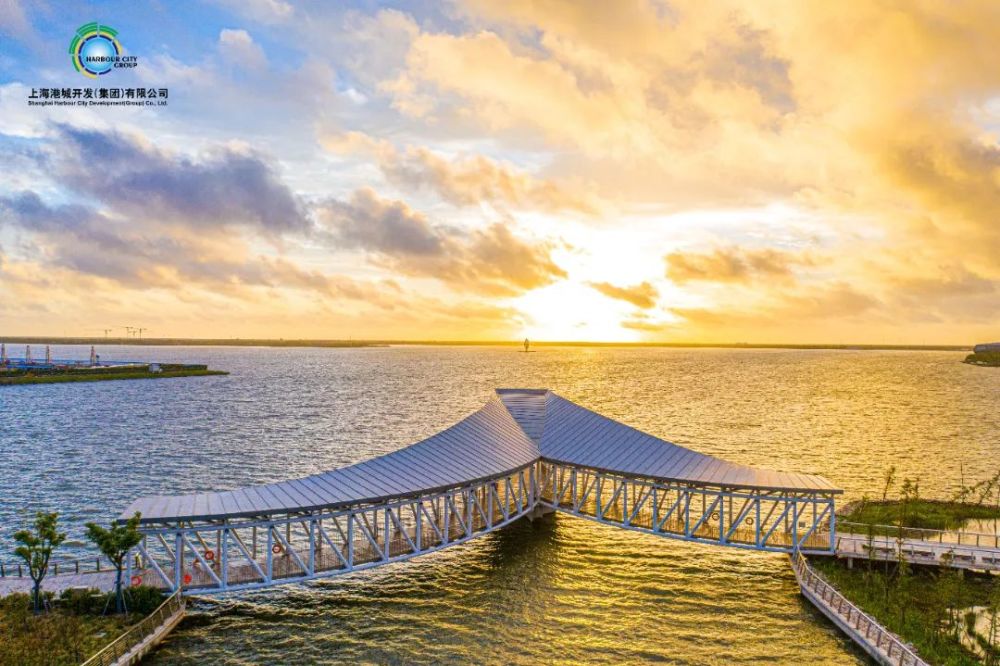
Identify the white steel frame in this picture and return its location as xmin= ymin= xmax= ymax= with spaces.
xmin=130 ymin=464 xmax=536 ymax=594
xmin=536 ymin=462 xmax=836 ymax=554
xmin=128 ymin=461 xmax=836 ymax=594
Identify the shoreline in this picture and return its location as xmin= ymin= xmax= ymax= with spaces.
xmin=1 ymin=368 xmax=228 ymax=386
xmin=0 ymin=337 xmax=971 ymax=352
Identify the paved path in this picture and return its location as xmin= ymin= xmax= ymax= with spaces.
xmin=0 ymin=571 xmax=116 ymax=596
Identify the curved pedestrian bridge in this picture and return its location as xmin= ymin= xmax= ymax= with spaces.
xmin=124 ymin=389 xmax=841 ymax=594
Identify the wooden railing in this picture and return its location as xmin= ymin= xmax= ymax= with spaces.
xmin=791 ymin=553 xmax=927 ymax=666
xmin=80 ymin=589 xmax=184 ymax=666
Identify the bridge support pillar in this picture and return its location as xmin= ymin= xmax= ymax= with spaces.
xmin=526 ymin=504 xmax=554 ymax=522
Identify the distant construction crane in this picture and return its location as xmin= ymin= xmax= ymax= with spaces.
xmin=136 ymin=327 xmax=148 ymax=340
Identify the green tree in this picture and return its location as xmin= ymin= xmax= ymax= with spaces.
xmin=84 ymin=512 xmax=143 ymax=614
xmin=13 ymin=511 xmax=67 ymax=614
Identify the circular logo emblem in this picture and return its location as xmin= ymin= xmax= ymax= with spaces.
xmin=69 ymin=23 xmax=122 ymax=78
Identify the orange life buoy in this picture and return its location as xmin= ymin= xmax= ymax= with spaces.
xmin=183 ymin=573 xmax=192 ymax=585
xmin=131 ymin=575 xmax=142 ymax=586
xmin=272 ymin=544 xmax=283 ymax=554
xmin=204 ymin=549 xmax=215 ymax=561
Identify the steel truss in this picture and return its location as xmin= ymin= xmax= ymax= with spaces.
xmin=536 ymin=462 xmax=835 ymax=553
xmin=130 ymin=464 xmax=536 ymax=593
xmin=128 ymin=461 xmax=835 ymax=594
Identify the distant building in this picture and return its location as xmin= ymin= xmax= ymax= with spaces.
xmin=973 ymin=342 xmax=1000 ymax=353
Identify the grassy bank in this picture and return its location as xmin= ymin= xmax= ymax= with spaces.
xmin=811 ymin=557 xmax=998 ymax=665
xmin=1 ymin=363 xmax=228 ymax=386
xmin=0 ymin=587 xmax=164 ymax=666
xmin=1 ymin=369 xmax=228 ymax=385
xmin=965 ymin=351 xmax=1000 ymax=367
xmin=840 ymin=499 xmax=1000 ymax=532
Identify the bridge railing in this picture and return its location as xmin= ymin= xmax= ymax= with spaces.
xmin=0 ymin=555 xmax=116 ymax=578
xmin=839 ymin=521 xmax=1000 ymax=549
xmin=538 ymin=462 xmax=837 ymax=553
xmin=792 ymin=553 xmax=927 ymax=666
xmin=131 ymin=463 xmax=537 ymax=593
xmin=80 ymin=589 xmax=184 ymax=666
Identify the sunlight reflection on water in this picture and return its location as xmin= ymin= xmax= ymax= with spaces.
xmin=2 ymin=345 xmax=998 ymax=663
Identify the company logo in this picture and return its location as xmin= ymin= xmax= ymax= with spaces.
xmin=69 ymin=23 xmax=137 ymax=77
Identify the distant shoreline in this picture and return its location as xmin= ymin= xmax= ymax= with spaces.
xmin=964 ymin=350 xmax=1000 ymax=367
xmin=0 ymin=362 xmax=228 ymax=386
xmin=0 ymin=337 xmax=970 ymax=351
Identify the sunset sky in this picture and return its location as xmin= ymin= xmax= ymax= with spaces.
xmin=1 ymin=1 xmax=998 ymax=343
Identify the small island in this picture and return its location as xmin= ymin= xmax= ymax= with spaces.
xmin=0 ymin=344 xmax=227 ymax=386
xmin=965 ymin=343 xmax=1000 ymax=367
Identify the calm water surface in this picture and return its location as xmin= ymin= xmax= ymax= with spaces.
xmin=2 ymin=346 xmax=998 ymax=664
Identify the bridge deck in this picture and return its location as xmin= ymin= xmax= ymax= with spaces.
xmin=121 ymin=389 xmax=841 ymax=593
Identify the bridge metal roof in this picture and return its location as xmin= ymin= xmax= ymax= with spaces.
xmin=124 ymin=389 xmax=839 ymax=523
xmin=497 ymin=390 xmax=839 ymax=494
xmin=124 ymin=395 xmax=539 ymax=524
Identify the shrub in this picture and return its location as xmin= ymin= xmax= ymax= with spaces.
xmin=120 ymin=586 xmax=166 ymax=616
xmin=57 ymin=588 xmax=106 ymax=615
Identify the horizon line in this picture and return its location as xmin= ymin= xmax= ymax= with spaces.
xmin=0 ymin=336 xmax=976 ymax=351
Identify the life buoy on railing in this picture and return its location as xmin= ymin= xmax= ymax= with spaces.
xmin=711 ymin=512 xmax=720 ymax=521
xmin=746 ymin=517 xmax=754 ymax=526
xmin=204 ymin=549 xmax=216 ymax=561
xmin=183 ymin=573 xmax=192 ymax=585
xmin=272 ymin=544 xmax=283 ymax=554
xmin=131 ymin=574 xmax=142 ymax=586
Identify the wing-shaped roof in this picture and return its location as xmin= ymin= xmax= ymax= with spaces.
xmin=496 ymin=389 xmax=838 ymax=494
xmin=123 ymin=394 xmax=540 ymax=523
xmin=125 ymin=388 xmax=839 ymax=523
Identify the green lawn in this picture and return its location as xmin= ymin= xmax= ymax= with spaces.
xmin=0 ymin=595 xmax=127 ymax=666
xmin=840 ymin=499 xmax=1000 ymax=532
xmin=0 ymin=587 xmax=167 ymax=666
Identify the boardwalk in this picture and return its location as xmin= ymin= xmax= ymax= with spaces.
xmin=835 ymin=524 xmax=1000 ymax=572
xmin=119 ymin=389 xmax=841 ymax=594
xmin=791 ymin=553 xmax=927 ymax=666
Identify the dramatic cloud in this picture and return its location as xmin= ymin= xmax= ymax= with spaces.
xmin=324 ymin=132 xmax=599 ymax=215
xmin=318 ymin=188 xmax=566 ymax=296
xmin=53 ymin=125 xmax=308 ymax=233
xmin=665 ymin=248 xmax=811 ymax=284
xmin=3 ymin=2 xmax=1000 ymax=341
xmin=320 ymin=187 xmax=443 ymax=256
xmin=588 ymin=281 xmax=658 ymax=309
xmin=0 ymin=191 xmax=389 ymax=304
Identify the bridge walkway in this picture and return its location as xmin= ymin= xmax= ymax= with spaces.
xmin=109 ymin=389 xmax=839 ymax=594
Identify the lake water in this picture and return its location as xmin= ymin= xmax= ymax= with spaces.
xmin=2 ymin=345 xmax=998 ymax=664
